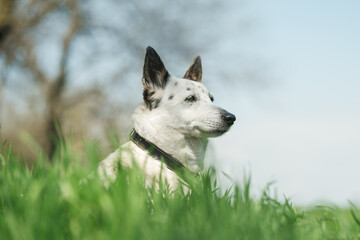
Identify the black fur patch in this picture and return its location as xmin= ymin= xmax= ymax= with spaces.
xmin=142 ymin=47 xmax=170 ymax=110
xmin=143 ymin=47 xmax=169 ymax=88
xmin=154 ymin=99 xmax=161 ymax=109
xmin=143 ymin=89 xmax=155 ymax=109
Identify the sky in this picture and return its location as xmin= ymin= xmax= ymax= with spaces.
xmin=213 ymin=0 xmax=360 ymax=205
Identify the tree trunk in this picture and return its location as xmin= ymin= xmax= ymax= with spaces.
xmin=45 ymin=80 xmax=65 ymax=160
xmin=45 ymin=105 xmax=59 ymax=160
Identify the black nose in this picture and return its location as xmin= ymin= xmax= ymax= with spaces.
xmin=221 ymin=111 xmax=236 ymax=126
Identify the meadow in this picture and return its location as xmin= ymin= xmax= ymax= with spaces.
xmin=1 ymin=138 xmax=360 ymax=240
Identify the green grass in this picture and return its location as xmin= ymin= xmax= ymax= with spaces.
xmin=1 ymin=139 xmax=360 ymax=240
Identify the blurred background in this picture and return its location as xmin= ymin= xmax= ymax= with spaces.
xmin=0 ymin=0 xmax=359 ymax=205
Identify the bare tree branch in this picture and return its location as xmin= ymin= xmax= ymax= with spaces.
xmin=18 ymin=0 xmax=58 ymax=30
xmin=52 ymin=0 xmax=83 ymax=98
xmin=20 ymin=39 xmax=49 ymax=86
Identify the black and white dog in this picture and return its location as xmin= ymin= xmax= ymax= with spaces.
xmin=98 ymin=47 xmax=235 ymax=189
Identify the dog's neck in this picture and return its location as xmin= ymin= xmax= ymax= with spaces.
xmin=132 ymin=104 xmax=208 ymax=172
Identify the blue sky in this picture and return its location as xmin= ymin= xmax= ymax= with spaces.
xmin=213 ymin=0 xmax=360 ymax=205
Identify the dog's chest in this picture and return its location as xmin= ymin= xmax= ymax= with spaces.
xmin=99 ymin=141 xmax=180 ymax=190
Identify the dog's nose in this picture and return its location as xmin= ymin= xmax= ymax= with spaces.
xmin=221 ymin=112 xmax=236 ymax=126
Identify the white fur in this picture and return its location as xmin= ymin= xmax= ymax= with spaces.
xmin=98 ymin=71 xmax=234 ymax=191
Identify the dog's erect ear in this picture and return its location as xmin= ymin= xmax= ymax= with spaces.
xmin=183 ymin=56 xmax=202 ymax=82
xmin=142 ymin=46 xmax=169 ymax=109
xmin=142 ymin=46 xmax=169 ymax=89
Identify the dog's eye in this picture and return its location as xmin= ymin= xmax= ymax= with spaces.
xmin=209 ymin=94 xmax=214 ymax=102
xmin=185 ymin=95 xmax=196 ymax=102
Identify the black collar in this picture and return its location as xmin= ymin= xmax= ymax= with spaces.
xmin=130 ymin=129 xmax=186 ymax=173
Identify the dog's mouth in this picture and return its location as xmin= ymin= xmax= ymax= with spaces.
xmin=195 ymin=127 xmax=229 ymax=138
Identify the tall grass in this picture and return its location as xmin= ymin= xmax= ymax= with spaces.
xmin=1 ymin=139 xmax=360 ymax=239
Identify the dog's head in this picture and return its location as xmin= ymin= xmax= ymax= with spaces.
xmin=141 ymin=46 xmax=235 ymax=138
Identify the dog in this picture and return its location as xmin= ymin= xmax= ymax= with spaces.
xmin=98 ymin=46 xmax=236 ymax=190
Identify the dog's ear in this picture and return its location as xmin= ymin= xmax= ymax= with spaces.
xmin=142 ymin=46 xmax=169 ymax=89
xmin=142 ymin=46 xmax=169 ymax=109
xmin=183 ymin=56 xmax=202 ymax=82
